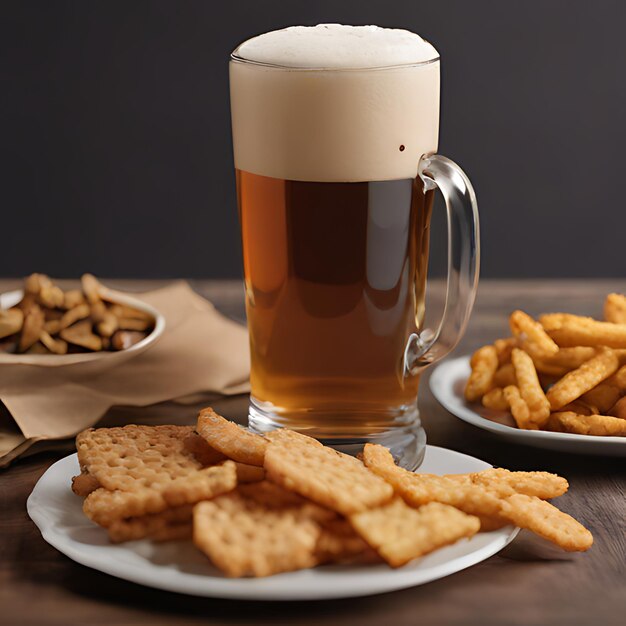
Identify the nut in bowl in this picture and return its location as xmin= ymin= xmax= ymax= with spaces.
xmin=0 ymin=274 xmax=165 ymax=371
xmin=464 ymin=294 xmax=626 ymax=438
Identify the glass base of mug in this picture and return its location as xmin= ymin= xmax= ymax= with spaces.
xmin=248 ymin=397 xmax=427 ymax=470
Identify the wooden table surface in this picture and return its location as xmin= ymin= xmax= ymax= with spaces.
xmin=1 ymin=278 xmax=625 ymax=626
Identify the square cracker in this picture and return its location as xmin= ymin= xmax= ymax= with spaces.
xmin=350 ymin=498 xmax=480 ymax=567
xmin=193 ymin=482 xmax=326 ymax=577
xmin=196 ymin=408 xmax=268 ymax=466
xmin=107 ymin=505 xmax=194 ymax=543
xmin=76 ymin=425 xmax=237 ymax=526
xmin=264 ymin=438 xmax=393 ymax=516
xmin=499 ymin=494 xmax=593 ymax=552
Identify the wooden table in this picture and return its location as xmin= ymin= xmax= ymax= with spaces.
xmin=1 ymin=279 xmax=624 ymax=626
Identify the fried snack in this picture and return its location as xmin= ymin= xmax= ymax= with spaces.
xmin=60 ymin=319 xmax=103 ymax=351
xmin=193 ymin=487 xmax=323 ymax=577
xmin=314 ymin=518 xmax=374 ymax=564
xmin=464 ymin=345 xmax=498 ymax=402
xmin=609 ymin=397 xmax=626 ymax=420
xmin=0 ymin=308 xmax=23 ymax=339
xmin=510 ymin=310 xmax=559 ymax=358
xmin=265 ymin=428 xmax=324 ymax=447
xmin=2 ymin=274 xmax=154 ymax=355
xmin=494 ymin=337 xmax=517 ymax=365
xmin=502 ymin=385 xmax=536 ymax=430
xmin=511 ymin=348 xmax=551 ymax=426
xmin=77 ymin=425 xmax=237 ymax=526
xmin=548 ymin=412 xmax=626 ymax=437
xmin=607 ymin=364 xmax=626 ymax=389
xmin=44 ymin=303 xmax=91 ymax=335
xmin=63 ymin=289 xmax=86 ymax=310
xmin=499 ymin=494 xmax=593 ymax=552
xmin=264 ymin=438 xmax=393 ymax=516
xmin=39 ymin=330 xmax=68 ymax=355
xmin=450 ymin=468 xmax=568 ymax=500
xmin=580 ymin=383 xmax=621 ymax=414
xmin=475 ymin=515 xmax=509 ymax=532
xmin=361 ymin=444 xmax=503 ymax=518
xmin=18 ymin=305 xmax=44 ymax=352
xmin=482 ymin=388 xmax=509 ymax=411
xmin=493 ymin=363 xmax=516 ymax=387
xmin=546 ymin=316 xmax=626 ymax=349
xmin=81 ymin=273 xmax=103 ymax=304
xmin=108 ymin=505 xmax=194 ymax=543
xmin=350 ymin=498 xmax=480 ymax=568
xmin=117 ymin=317 xmax=152 ymax=331
xmin=38 ymin=284 xmax=64 ymax=309
xmin=196 ymin=407 xmax=267 ymax=466
xmin=604 ymin=293 xmax=626 ymax=324
xmin=234 ymin=462 xmax=266 ymax=483
xmin=539 ymin=312 xmax=594 ymax=332
xmin=24 ymin=273 xmax=51 ymax=295
xmin=546 ymin=349 xmax=619 ymax=410
xmin=71 ymin=470 xmax=101 ymax=497
xmin=183 ymin=431 xmax=228 ymax=466
xmin=108 ymin=303 xmax=153 ymax=321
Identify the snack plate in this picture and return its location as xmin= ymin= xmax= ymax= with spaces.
xmin=28 ymin=447 xmax=518 ymax=601
xmin=430 ymin=356 xmax=626 ymax=456
xmin=0 ymin=289 xmax=165 ymax=370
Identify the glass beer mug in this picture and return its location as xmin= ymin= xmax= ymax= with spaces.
xmin=229 ymin=25 xmax=479 ymax=468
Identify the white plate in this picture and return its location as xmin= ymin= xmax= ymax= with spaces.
xmin=429 ymin=356 xmax=626 ymax=456
xmin=0 ymin=288 xmax=165 ymax=373
xmin=27 ymin=447 xmax=518 ymax=601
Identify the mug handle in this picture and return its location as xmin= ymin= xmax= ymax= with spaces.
xmin=404 ymin=153 xmax=480 ymax=375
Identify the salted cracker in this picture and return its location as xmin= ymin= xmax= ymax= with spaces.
xmin=264 ymin=438 xmax=393 ymax=516
xmin=350 ymin=498 xmax=480 ymax=567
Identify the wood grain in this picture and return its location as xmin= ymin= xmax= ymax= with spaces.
xmin=1 ymin=279 xmax=625 ymax=626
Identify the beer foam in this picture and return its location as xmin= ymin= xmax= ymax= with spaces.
xmin=230 ymin=25 xmax=440 ymax=182
xmin=234 ymin=24 xmax=438 ymax=69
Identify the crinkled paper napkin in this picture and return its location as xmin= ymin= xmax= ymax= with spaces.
xmin=0 ymin=282 xmax=249 ymax=467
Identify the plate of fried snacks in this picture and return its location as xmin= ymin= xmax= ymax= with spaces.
xmin=430 ymin=294 xmax=626 ymax=455
xmin=28 ymin=408 xmax=592 ymax=600
xmin=0 ymin=273 xmax=164 ymax=369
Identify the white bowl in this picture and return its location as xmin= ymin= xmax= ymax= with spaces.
xmin=0 ymin=288 xmax=165 ymax=373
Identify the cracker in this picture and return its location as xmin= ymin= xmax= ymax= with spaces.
xmin=196 ymin=408 xmax=267 ymax=466
xmin=234 ymin=462 xmax=266 ymax=483
xmin=77 ymin=425 xmax=237 ymax=525
xmin=350 ymin=499 xmax=480 ymax=567
xmin=183 ymin=431 xmax=228 ymax=466
xmin=264 ymin=439 xmax=393 ymax=516
xmin=163 ymin=463 xmax=238 ymax=507
xmin=265 ymin=429 xmax=323 ymax=447
xmin=193 ymin=488 xmax=322 ymax=577
xmin=500 ymin=494 xmax=593 ymax=552
xmin=107 ymin=505 xmax=194 ymax=543
xmin=362 ymin=444 xmax=503 ymax=517
xmin=315 ymin=518 xmax=376 ymax=564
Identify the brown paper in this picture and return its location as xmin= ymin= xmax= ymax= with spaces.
xmin=0 ymin=282 xmax=250 ymax=466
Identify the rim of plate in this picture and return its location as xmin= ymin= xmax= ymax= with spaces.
xmin=27 ymin=448 xmax=519 ymax=601
xmin=429 ymin=356 xmax=626 ymax=445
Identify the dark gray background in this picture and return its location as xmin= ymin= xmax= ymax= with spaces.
xmin=1 ymin=0 xmax=624 ymax=279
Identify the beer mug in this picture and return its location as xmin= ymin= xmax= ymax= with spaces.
xmin=230 ymin=25 xmax=479 ymax=467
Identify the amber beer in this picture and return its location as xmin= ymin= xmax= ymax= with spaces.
xmin=230 ymin=25 xmax=479 ymax=465
xmin=238 ymin=171 xmax=434 ymax=434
